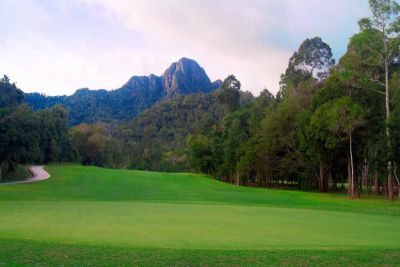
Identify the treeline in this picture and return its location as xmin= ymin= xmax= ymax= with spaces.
xmin=189 ymin=1 xmax=400 ymax=200
xmin=0 ymin=76 xmax=75 ymax=180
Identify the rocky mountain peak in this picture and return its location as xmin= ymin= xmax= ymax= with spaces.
xmin=162 ymin=58 xmax=213 ymax=96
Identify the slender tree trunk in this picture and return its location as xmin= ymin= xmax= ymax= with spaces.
xmin=319 ymin=164 xmax=324 ymax=192
xmin=236 ymin=169 xmax=239 ymax=186
xmin=363 ymin=151 xmax=369 ymax=193
xmin=383 ymin=32 xmax=394 ymax=201
xmin=393 ymin=162 xmax=400 ymax=198
xmin=328 ymin=170 xmax=333 ymax=192
xmin=341 ymin=175 xmax=344 ymax=191
xmin=374 ymin=171 xmax=380 ymax=195
xmin=388 ymin=159 xmax=394 ymax=200
xmin=354 ymin=175 xmax=360 ymax=199
xmin=383 ymin=179 xmax=388 ymax=198
xmin=348 ymin=159 xmax=352 ymax=197
xmin=349 ymin=132 xmax=355 ymax=199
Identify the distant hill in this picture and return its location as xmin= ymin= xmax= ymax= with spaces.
xmin=25 ymin=58 xmax=222 ymax=125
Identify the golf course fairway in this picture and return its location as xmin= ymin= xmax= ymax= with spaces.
xmin=0 ymin=165 xmax=399 ymax=266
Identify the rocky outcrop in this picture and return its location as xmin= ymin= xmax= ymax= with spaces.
xmin=162 ymin=58 xmax=213 ymax=96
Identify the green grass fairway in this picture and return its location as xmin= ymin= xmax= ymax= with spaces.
xmin=0 ymin=165 xmax=399 ymax=266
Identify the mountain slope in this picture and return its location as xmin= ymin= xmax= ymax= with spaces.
xmin=25 ymin=58 xmax=221 ymax=125
xmin=116 ymin=92 xmax=225 ymax=171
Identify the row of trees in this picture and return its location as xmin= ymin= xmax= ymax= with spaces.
xmin=189 ymin=0 xmax=400 ymax=200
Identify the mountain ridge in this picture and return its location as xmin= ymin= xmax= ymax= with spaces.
xmin=25 ymin=58 xmax=221 ymax=125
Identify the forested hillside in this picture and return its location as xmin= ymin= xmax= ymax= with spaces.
xmin=116 ymin=93 xmax=225 ymax=171
xmin=66 ymin=92 xmax=226 ymax=171
xmin=25 ymin=58 xmax=222 ymax=125
xmin=66 ymin=84 xmax=258 ymax=172
xmin=0 ymin=76 xmax=75 ymax=180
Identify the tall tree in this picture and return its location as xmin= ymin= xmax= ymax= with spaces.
xmin=0 ymin=75 xmax=24 ymax=115
xmin=279 ymin=37 xmax=335 ymax=98
xmin=218 ymin=75 xmax=241 ymax=113
xmin=309 ymin=97 xmax=365 ymax=198
xmin=359 ymin=0 xmax=400 ymax=200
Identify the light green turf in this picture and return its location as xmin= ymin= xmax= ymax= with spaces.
xmin=0 ymin=165 xmax=399 ymax=266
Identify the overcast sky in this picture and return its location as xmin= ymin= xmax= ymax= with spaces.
xmin=0 ymin=0 xmax=369 ymax=96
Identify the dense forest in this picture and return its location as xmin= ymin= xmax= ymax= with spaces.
xmin=0 ymin=76 xmax=75 ymax=180
xmin=188 ymin=1 xmax=400 ymax=200
xmin=1 ymin=0 xmax=400 ymax=200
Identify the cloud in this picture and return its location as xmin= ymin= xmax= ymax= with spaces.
xmin=0 ymin=0 xmax=369 ymax=95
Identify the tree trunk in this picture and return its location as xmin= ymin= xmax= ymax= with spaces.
xmin=319 ymin=164 xmax=324 ymax=192
xmin=374 ymin=171 xmax=380 ymax=195
xmin=328 ymin=170 xmax=333 ymax=192
xmin=394 ymin=162 xmax=400 ymax=198
xmin=348 ymin=159 xmax=352 ymax=197
xmin=383 ymin=33 xmax=394 ymax=201
xmin=362 ymin=151 xmax=369 ymax=193
xmin=341 ymin=175 xmax=344 ymax=191
xmin=383 ymin=179 xmax=388 ymax=198
xmin=354 ymin=176 xmax=360 ymax=199
xmin=388 ymin=165 xmax=394 ymax=200
xmin=349 ymin=132 xmax=355 ymax=199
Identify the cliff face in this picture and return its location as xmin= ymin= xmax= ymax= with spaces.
xmin=162 ymin=58 xmax=213 ymax=96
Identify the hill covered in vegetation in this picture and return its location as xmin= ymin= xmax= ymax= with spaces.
xmin=25 ymin=58 xmax=222 ymax=125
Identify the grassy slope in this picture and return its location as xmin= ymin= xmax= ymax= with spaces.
xmin=0 ymin=165 xmax=399 ymax=266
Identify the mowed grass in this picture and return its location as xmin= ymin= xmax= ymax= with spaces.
xmin=0 ymin=165 xmax=399 ymax=266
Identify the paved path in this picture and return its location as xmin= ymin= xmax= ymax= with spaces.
xmin=0 ymin=166 xmax=50 ymax=185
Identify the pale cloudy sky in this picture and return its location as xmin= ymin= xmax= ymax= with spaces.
xmin=0 ymin=0 xmax=369 ymax=96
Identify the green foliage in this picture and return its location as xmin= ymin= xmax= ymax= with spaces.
xmin=188 ymin=135 xmax=214 ymax=173
xmin=217 ymin=75 xmax=241 ymax=112
xmin=0 ymin=75 xmax=24 ymax=116
xmin=69 ymin=123 xmax=126 ymax=168
xmin=118 ymin=93 xmax=225 ymax=171
xmin=0 ymin=77 xmax=75 ymax=180
xmin=309 ymin=97 xmax=365 ymax=148
xmin=278 ymin=37 xmax=334 ymax=98
xmin=1 ymin=165 xmax=30 ymax=182
xmin=368 ymin=0 xmax=400 ymax=34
